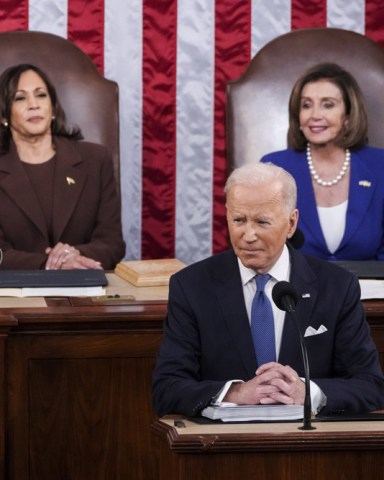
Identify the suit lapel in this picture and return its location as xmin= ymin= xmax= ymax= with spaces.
xmin=51 ymin=138 xmax=87 ymax=242
xmin=297 ymin=149 xmax=376 ymax=255
xmin=214 ymin=251 xmax=257 ymax=378
xmin=338 ymin=150 xmax=376 ymax=250
xmin=278 ymin=247 xmax=318 ymax=372
xmin=214 ymin=249 xmax=320 ymax=377
xmin=0 ymin=143 xmax=47 ymax=237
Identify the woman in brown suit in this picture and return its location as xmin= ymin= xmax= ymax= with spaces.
xmin=0 ymin=64 xmax=125 ymax=270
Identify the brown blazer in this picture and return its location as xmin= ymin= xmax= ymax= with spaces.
xmin=0 ymin=137 xmax=125 ymax=269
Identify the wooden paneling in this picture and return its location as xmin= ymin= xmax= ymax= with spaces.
xmin=153 ymin=418 xmax=384 ymax=480
xmin=0 ymin=298 xmax=382 ymax=479
xmin=4 ymin=303 xmax=165 ymax=480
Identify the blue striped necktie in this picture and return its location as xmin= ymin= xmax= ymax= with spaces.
xmin=251 ymin=274 xmax=276 ymax=365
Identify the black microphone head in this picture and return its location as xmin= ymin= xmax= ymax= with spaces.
xmin=288 ymin=228 xmax=305 ymax=249
xmin=272 ymin=281 xmax=299 ymax=312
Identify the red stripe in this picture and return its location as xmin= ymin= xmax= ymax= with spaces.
xmin=291 ymin=0 xmax=327 ymax=29
xmin=0 ymin=0 xmax=28 ymax=31
xmin=365 ymin=0 xmax=384 ymax=48
xmin=67 ymin=0 xmax=105 ymax=74
xmin=213 ymin=0 xmax=252 ymax=254
xmin=141 ymin=0 xmax=177 ymax=259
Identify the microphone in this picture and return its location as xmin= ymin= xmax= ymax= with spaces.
xmin=272 ymin=281 xmax=316 ymax=430
xmin=272 ymin=281 xmax=299 ymax=313
xmin=288 ymin=228 xmax=305 ymax=249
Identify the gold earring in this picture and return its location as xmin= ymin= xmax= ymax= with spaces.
xmin=2 ymin=120 xmax=8 ymax=127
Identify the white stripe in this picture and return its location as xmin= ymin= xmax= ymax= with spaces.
xmin=29 ymin=1 xmax=370 ymax=266
xmin=327 ymin=0 xmax=365 ymax=34
xmin=28 ymin=0 xmax=67 ymax=37
xmin=175 ymin=0 xmax=215 ymax=264
xmin=251 ymin=0 xmax=291 ymax=57
xmin=104 ymin=0 xmax=143 ymax=260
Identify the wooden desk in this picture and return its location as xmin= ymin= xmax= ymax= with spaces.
xmin=0 ymin=274 xmax=168 ymax=480
xmin=0 ymin=279 xmax=382 ymax=480
xmin=152 ymin=417 xmax=384 ymax=480
xmin=363 ymin=299 xmax=384 ymax=368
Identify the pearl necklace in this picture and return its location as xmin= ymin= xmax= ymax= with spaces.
xmin=306 ymin=144 xmax=351 ymax=187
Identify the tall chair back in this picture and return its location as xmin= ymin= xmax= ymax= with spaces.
xmin=0 ymin=30 xmax=120 ymax=191
xmin=227 ymin=28 xmax=384 ymax=171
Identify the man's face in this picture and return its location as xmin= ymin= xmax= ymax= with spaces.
xmin=226 ymin=181 xmax=298 ymax=273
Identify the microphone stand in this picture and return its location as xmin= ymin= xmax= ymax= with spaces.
xmin=287 ymin=307 xmax=316 ymax=430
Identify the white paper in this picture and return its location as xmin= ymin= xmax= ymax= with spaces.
xmin=201 ymin=404 xmax=304 ymax=422
xmin=359 ymin=280 xmax=384 ymax=300
xmin=0 ymin=286 xmax=105 ymax=297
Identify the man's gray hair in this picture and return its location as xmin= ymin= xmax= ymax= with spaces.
xmin=225 ymin=162 xmax=297 ymax=212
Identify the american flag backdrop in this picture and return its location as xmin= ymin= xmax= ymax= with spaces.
xmin=0 ymin=0 xmax=383 ymax=265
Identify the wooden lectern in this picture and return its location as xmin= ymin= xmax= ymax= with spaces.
xmin=152 ymin=416 xmax=384 ymax=480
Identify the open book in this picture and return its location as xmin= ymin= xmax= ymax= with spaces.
xmin=201 ymin=403 xmax=304 ymax=422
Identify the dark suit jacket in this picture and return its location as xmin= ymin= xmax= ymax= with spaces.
xmin=0 ymin=138 xmax=125 ymax=269
xmin=152 ymin=247 xmax=384 ymax=417
xmin=261 ymin=147 xmax=384 ymax=260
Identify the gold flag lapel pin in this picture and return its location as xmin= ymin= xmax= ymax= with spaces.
xmin=66 ymin=177 xmax=76 ymax=186
xmin=358 ymin=180 xmax=371 ymax=187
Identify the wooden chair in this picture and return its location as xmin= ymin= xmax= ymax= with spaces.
xmin=0 ymin=30 xmax=120 ymax=192
xmin=226 ymin=28 xmax=384 ymax=171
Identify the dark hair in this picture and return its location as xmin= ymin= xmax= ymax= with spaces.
xmin=288 ymin=62 xmax=368 ymax=151
xmin=0 ymin=63 xmax=83 ymax=153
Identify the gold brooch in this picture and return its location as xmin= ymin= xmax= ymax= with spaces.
xmin=66 ymin=177 xmax=76 ymax=186
xmin=358 ymin=180 xmax=371 ymax=187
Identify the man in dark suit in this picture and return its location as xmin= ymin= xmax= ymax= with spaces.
xmin=152 ymin=162 xmax=384 ymax=417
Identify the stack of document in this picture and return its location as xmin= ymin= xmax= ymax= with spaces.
xmin=0 ymin=269 xmax=108 ymax=297
xmin=201 ymin=403 xmax=304 ymax=422
xmin=330 ymin=261 xmax=384 ymax=299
